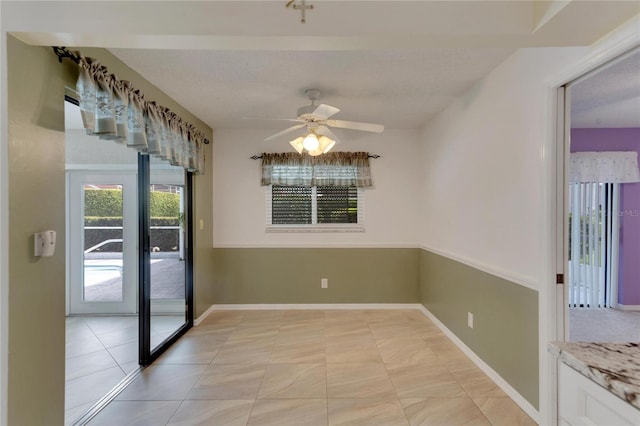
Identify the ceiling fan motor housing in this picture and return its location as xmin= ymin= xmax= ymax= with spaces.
xmin=297 ymin=104 xmax=320 ymax=119
xmin=261 ymin=88 xmax=383 ymax=142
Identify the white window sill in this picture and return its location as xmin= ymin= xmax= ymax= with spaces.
xmin=266 ymin=225 xmax=365 ymax=233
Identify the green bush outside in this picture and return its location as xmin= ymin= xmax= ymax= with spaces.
xmin=84 ymin=190 xmax=181 ymax=252
xmin=149 ymin=191 xmax=180 ymax=218
xmin=84 ymin=189 xmax=180 ymax=218
xmin=84 ymin=189 xmax=123 ymax=217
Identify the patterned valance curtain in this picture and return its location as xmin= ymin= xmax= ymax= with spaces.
xmin=261 ymin=152 xmax=373 ymax=187
xmin=570 ymin=151 xmax=640 ymax=183
xmin=75 ymin=53 xmax=208 ymax=173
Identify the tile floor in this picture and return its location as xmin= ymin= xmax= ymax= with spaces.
xmin=84 ymin=309 xmax=536 ymax=425
xmin=65 ymin=315 xmax=185 ymax=425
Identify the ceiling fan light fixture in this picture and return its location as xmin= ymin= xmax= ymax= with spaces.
xmin=290 ymin=137 xmax=304 ymax=154
xmin=318 ymin=135 xmax=336 ymax=154
xmin=290 ymin=133 xmax=336 ymax=156
xmin=302 ymin=133 xmax=320 ymax=151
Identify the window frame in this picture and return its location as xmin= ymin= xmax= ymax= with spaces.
xmin=265 ymin=185 xmax=365 ymax=233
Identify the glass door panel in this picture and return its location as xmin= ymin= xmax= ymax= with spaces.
xmin=68 ymin=172 xmax=137 ymax=314
xmin=83 ymin=184 xmax=124 ymax=302
xmin=139 ymin=154 xmax=192 ymax=364
xmin=150 ymin=162 xmax=187 ymax=350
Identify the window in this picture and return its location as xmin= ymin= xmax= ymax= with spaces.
xmin=261 ymin=152 xmax=371 ymax=232
xmin=271 ymin=186 xmax=312 ymax=224
xmin=567 ymin=182 xmax=620 ymax=308
xmin=267 ymin=185 xmax=363 ymax=231
xmin=316 ymin=186 xmax=358 ymax=224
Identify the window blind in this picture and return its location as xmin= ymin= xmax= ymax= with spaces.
xmin=316 ymin=186 xmax=358 ymax=224
xmin=271 ymin=186 xmax=312 ymax=224
xmin=568 ymin=182 xmax=619 ymax=308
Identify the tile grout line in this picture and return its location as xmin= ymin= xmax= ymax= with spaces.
xmin=439 ymin=348 xmax=498 ymax=426
xmin=235 ymin=317 xmax=260 ymax=426
xmin=379 ymin=313 xmax=419 ymax=426
xmin=65 ymin=316 xmax=136 ymax=423
xmin=163 ymin=399 xmax=186 ymax=426
xmin=162 ymin=363 xmax=210 ymax=426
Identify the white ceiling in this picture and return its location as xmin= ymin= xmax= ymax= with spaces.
xmin=570 ymin=48 xmax=640 ymax=128
xmin=8 ymin=1 xmax=639 ymax=134
xmin=108 ymin=48 xmax=515 ymax=130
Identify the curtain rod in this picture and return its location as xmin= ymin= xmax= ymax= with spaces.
xmin=250 ymin=154 xmax=380 ymax=160
xmin=52 ymin=46 xmax=210 ymax=145
xmin=53 ymin=46 xmax=80 ymax=64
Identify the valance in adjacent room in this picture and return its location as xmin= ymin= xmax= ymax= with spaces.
xmin=69 ymin=50 xmax=208 ymax=174
xmin=570 ymin=151 xmax=640 ymax=183
xmin=261 ymin=152 xmax=373 ymax=187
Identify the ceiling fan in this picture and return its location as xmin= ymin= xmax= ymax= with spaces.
xmin=261 ymin=89 xmax=384 ymax=155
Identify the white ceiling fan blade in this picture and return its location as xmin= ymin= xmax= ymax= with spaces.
xmin=312 ymin=104 xmax=340 ymax=120
xmin=325 ymin=119 xmax=384 ymax=133
xmin=264 ymin=124 xmax=306 ymax=141
xmin=316 ymin=125 xmax=340 ymax=142
xmin=242 ymin=117 xmax=304 ymax=123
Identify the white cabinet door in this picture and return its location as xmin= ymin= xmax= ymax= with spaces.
xmin=559 ymin=363 xmax=640 ymax=426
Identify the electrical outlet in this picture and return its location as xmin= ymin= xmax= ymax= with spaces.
xmin=468 ymin=312 xmax=474 ymax=329
xmin=321 ymin=278 xmax=328 ymax=289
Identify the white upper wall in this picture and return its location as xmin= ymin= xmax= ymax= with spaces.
xmin=417 ymin=47 xmax=590 ymax=289
xmin=212 ymin=128 xmax=420 ymax=247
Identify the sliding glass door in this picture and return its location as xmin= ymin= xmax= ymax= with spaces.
xmin=66 ymin=96 xmax=193 ymax=366
xmin=138 ymin=154 xmax=193 ymax=364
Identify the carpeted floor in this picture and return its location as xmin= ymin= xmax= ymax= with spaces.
xmin=569 ymin=307 xmax=640 ymax=342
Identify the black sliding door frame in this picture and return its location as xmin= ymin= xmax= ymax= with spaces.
xmin=138 ymin=153 xmax=194 ymax=366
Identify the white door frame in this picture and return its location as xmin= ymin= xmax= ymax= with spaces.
xmin=539 ymin=17 xmax=640 ymax=426
xmin=67 ymin=170 xmax=138 ymax=315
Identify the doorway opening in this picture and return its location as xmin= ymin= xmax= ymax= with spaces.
xmin=561 ymin=47 xmax=640 ymax=344
xmin=64 ymin=97 xmax=193 ymax=424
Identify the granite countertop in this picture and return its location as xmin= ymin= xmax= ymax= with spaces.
xmin=549 ymin=341 xmax=640 ymax=410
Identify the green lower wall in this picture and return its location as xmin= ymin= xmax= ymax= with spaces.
xmin=210 ymin=247 xmax=539 ymax=408
xmin=419 ymin=249 xmax=539 ymax=409
xmin=7 ymin=36 xmax=70 ymax=425
xmin=212 ymin=248 xmax=419 ymax=304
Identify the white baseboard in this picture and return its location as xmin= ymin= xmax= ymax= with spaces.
xmin=194 ymin=304 xmax=217 ymax=326
xmin=194 ymin=303 xmax=422 ymax=325
xmin=617 ymin=304 xmax=640 ymax=311
xmin=417 ymin=306 xmax=540 ymax=424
